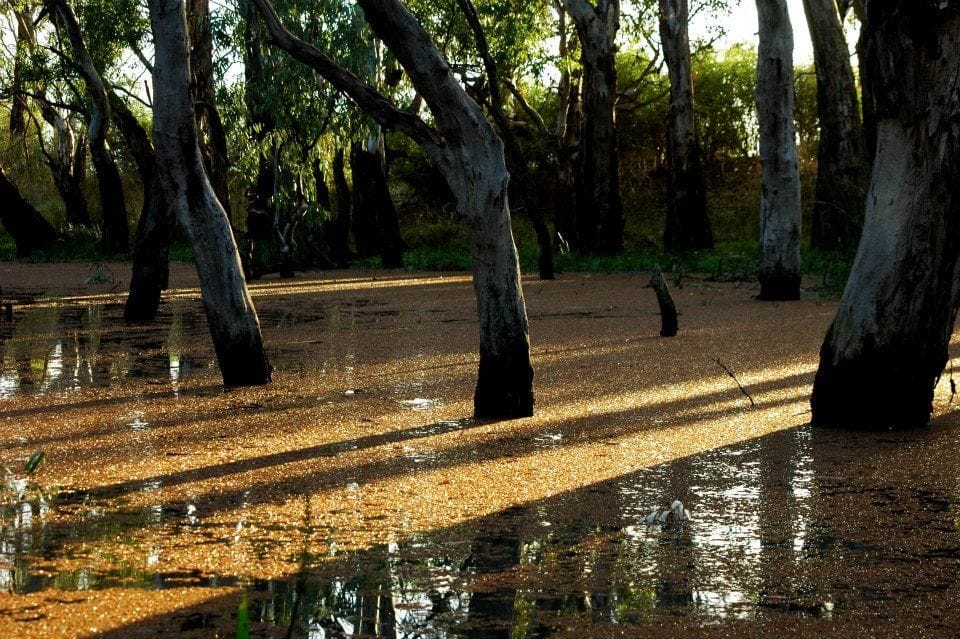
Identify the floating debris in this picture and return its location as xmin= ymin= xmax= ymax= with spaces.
xmin=643 ymin=500 xmax=693 ymax=526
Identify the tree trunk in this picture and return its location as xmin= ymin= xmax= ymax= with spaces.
xmin=811 ymin=1 xmax=960 ymax=429
xmin=659 ymin=0 xmax=713 ymax=251
xmin=109 ymin=94 xmax=178 ymax=323
xmin=457 ymin=0 xmax=555 ymax=279
xmin=803 ymin=0 xmax=868 ymax=251
xmin=38 ymin=101 xmax=92 ymax=228
xmin=755 ymin=0 xmax=802 ymax=301
xmin=330 ymin=148 xmax=353 ymax=267
xmin=189 ymin=0 xmax=232 ymax=214
xmin=563 ymin=0 xmax=623 ymax=253
xmin=251 ymin=0 xmax=534 ymax=417
xmin=350 ymin=138 xmax=405 ymax=268
xmin=50 ymin=0 xmax=130 ymax=254
xmin=9 ymin=8 xmax=34 ymax=136
xmin=148 ymin=0 xmax=271 ymax=386
xmin=0 ymin=166 xmax=58 ymax=257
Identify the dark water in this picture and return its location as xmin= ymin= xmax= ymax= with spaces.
xmin=4 ymin=424 xmax=959 ymax=637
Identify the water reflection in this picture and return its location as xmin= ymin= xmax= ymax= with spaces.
xmin=4 ymin=424 xmax=957 ymax=636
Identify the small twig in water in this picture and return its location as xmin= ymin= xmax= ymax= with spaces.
xmin=714 ymin=358 xmax=755 ymax=408
xmin=950 ymin=361 xmax=956 ymax=404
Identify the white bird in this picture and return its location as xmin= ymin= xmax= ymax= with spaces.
xmin=642 ymin=500 xmax=693 ymax=527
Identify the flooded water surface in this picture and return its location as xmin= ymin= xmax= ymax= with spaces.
xmin=1 ymin=264 xmax=958 ymax=638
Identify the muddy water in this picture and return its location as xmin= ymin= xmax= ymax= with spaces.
xmin=0 ymin=264 xmax=958 ymax=638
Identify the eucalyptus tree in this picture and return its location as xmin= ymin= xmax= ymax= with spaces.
xmin=755 ymin=0 xmax=801 ymax=300
xmin=148 ymin=0 xmax=272 ymax=386
xmin=47 ymin=0 xmax=130 ymax=253
xmin=802 ymin=0 xmax=867 ymax=251
xmin=811 ymin=0 xmax=960 ymax=429
xmin=7 ymin=0 xmax=37 ymax=136
xmin=659 ymin=0 xmax=712 ymax=250
xmin=36 ymin=99 xmax=92 ymax=227
xmin=0 ymin=164 xmax=57 ymax=256
xmin=561 ymin=0 xmax=624 ymax=253
xmin=251 ymin=0 xmax=535 ymax=417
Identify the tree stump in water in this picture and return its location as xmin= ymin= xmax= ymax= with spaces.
xmin=650 ymin=266 xmax=678 ymax=337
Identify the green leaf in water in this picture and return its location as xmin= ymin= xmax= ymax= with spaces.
xmin=24 ymin=450 xmax=45 ymax=474
xmin=236 ymin=594 xmax=250 ymax=639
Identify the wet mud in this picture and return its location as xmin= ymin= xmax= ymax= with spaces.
xmin=0 ymin=263 xmax=958 ymax=638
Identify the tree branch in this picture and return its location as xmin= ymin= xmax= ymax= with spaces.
xmin=248 ymin=0 xmax=441 ymax=148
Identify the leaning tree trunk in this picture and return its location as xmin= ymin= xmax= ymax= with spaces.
xmin=562 ymin=0 xmax=623 ymax=253
xmin=109 ymin=93 xmax=177 ymax=323
xmin=148 ymin=0 xmax=271 ymax=386
xmin=811 ymin=1 xmax=960 ymax=430
xmin=803 ymin=0 xmax=868 ymax=251
xmin=0 ymin=166 xmax=58 ymax=257
xmin=252 ymin=0 xmax=534 ymax=417
xmin=50 ymin=0 xmax=130 ymax=253
xmin=189 ymin=0 xmax=232 ymax=214
xmin=755 ymin=0 xmax=802 ymax=300
xmin=9 ymin=8 xmax=34 ymax=136
xmin=38 ymin=101 xmax=92 ymax=228
xmin=659 ymin=0 xmax=713 ymax=251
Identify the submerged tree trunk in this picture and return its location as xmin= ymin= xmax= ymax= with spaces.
xmin=0 ymin=166 xmax=58 ymax=257
xmin=148 ymin=0 xmax=271 ymax=386
xmin=38 ymin=101 xmax=92 ymax=228
xmin=330 ymin=148 xmax=353 ymax=267
xmin=755 ymin=0 xmax=802 ymax=300
xmin=659 ymin=0 xmax=713 ymax=251
xmin=803 ymin=0 xmax=868 ymax=251
xmin=562 ymin=0 xmax=623 ymax=253
xmin=252 ymin=0 xmax=534 ymax=417
xmin=50 ymin=0 xmax=130 ymax=253
xmin=811 ymin=2 xmax=960 ymax=429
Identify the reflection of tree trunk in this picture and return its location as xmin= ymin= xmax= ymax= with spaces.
xmin=755 ymin=0 xmax=802 ymax=300
xmin=660 ymin=0 xmax=713 ymax=251
xmin=811 ymin=3 xmax=960 ymax=429
xmin=803 ymin=0 xmax=867 ymax=252
xmin=149 ymin=0 xmax=272 ymax=387
xmin=0 ymin=166 xmax=58 ymax=257
xmin=563 ymin=0 xmax=623 ymax=253
xmin=464 ymin=512 xmax=522 ymax=639
xmin=330 ymin=148 xmax=353 ymax=267
xmin=350 ymin=139 xmax=405 ymax=268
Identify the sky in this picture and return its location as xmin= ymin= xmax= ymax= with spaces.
xmin=691 ymin=0 xmax=818 ymax=64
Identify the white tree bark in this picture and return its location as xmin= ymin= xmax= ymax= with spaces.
xmin=755 ymin=0 xmax=802 ymax=300
xmin=811 ymin=2 xmax=960 ymax=429
xmin=251 ymin=0 xmax=534 ymax=417
xmin=148 ymin=0 xmax=272 ymax=386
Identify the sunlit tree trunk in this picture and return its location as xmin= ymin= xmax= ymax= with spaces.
xmin=37 ymin=101 xmax=92 ymax=228
xmin=50 ymin=0 xmax=130 ymax=254
xmin=9 ymin=7 xmax=34 ymax=136
xmin=0 ymin=166 xmax=57 ymax=257
xmin=148 ymin=0 xmax=271 ymax=386
xmin=802 ymin=0 xmax=868 ymax=251
xmin=252 ymin=0 xmax=534 ymax=417
xmin=755 ymin=0 xmax=802 ymax=300
xmin=562 ymin=0 xmax=623 ymax=253
xmin=811 ymin=1 xmax=960 ymax=429
xmin=659 ymin=0 xmax=713 ymax=251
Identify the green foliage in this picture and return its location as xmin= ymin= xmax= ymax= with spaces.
xmin=23 ymin=450 xmax=45 ymax=474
